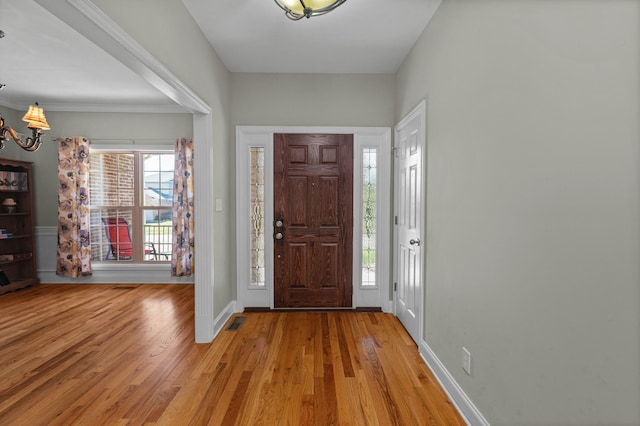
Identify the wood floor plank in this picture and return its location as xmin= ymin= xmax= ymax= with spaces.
xmin=0 ymin=285 xmax=465 ymax=425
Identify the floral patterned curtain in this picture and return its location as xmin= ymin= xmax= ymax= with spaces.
xmin=56 ymin=136 xmax=92 ymax=277
xmin=172 ymin=138 xmax=195 ymax=276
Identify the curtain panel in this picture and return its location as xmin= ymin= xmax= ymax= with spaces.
xmin=56 ymin=136 xmax=92 ymax=277
xmin=172 ymin=138 xmax=195 ymax=276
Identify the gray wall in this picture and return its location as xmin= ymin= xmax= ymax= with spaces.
xmin=231 ymin=73 xmax=395 ymax=127
xmin=396 ymin=0 xmax=640 ymax=424
xmin=9 ymin=111 xmax=192 ymax=227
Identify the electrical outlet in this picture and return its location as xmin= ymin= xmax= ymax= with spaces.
xmin=462 ymin=347 xmax=472 ymax=375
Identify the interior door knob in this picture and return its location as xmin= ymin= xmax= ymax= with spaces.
xmin=409 ymin=238 xmax=421 ymax=246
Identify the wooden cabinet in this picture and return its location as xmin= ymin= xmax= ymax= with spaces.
xmin=0 ymin=158 xmax=39 ymax=294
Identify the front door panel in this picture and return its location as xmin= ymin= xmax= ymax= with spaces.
xmin=274 ymin=133 xmax=353 ymax=308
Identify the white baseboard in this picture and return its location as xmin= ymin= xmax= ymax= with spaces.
xmin=212 ymin=300 xmax=237 ymax=338
xmin=420 ymin=340 xmax=490 ymax=426
xmin=37 ymin=267 xmax=194 ymax=284
xmin=195 ymin=312 xmax=215 ymax=343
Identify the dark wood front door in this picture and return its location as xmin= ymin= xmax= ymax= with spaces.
xmin=274 ymin=133 xmax=353 ymax=308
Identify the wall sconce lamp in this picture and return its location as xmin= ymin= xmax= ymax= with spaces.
xmin=0 ymin=103 xmax=51 ymax=152
xmin=274 ymin=0 xmax=346 ymax=20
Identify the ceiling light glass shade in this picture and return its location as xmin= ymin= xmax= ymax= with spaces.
xmin=21 ymin=104 xmax=50 ymax=130
xmin=274 ymin=0 xmax=346 ymax=20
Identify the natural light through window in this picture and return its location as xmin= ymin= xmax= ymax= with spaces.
xmin=89 ymin=151 xmax=174 ymax=263
xmin=249 ymin=147 xmax=266 ymax=287
xmin=362 ymin=148 xmax=377 ymax=287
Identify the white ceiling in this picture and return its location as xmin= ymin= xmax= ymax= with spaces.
xmin=182 ymin=0 xmax=441 ymax=74
xmin=0 ymin=0 xmax=180 ymax=112
xmin=0 ymin=0 xmax=440 ymax=112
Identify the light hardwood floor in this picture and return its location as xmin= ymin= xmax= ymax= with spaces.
xmin=0 ymin=284 xmax=465 ymax=425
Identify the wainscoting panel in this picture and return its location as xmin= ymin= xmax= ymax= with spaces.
xmin=36 ymin=226 xmax=193 ymax=284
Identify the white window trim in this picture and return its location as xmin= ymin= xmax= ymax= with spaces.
xmin=236 ymin=126 xmax=392 ymax=311
xmin=91 ymin=146 xmax=175 ymax=264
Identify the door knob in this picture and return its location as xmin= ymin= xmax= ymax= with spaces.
xmin=409 ymin=238 xmax=421 ymax=246
xmin=275 ymin=220 xmax=284 ymax=228
xmin=275 ymin=232 xmax=284 ymax=240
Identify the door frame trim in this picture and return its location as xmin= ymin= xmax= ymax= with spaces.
xmin=236 ymin=126 xmax=392 ymax=311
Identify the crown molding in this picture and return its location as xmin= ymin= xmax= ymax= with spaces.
xmin=0 ymin=98 xmax=188 ymax=114
xmin=0 ymin=99 xmax=21 ymax=111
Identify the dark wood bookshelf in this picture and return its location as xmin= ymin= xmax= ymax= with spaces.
xmin=0 ymin=158 xmax=38 ymax=295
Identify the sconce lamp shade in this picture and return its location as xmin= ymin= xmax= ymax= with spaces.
xmin=274 ymin=0 xmax=346 ymax=20
xmin=21 ymin=104 xmax=50 ymax=130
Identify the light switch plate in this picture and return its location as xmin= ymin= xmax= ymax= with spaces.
xmin=462 ymin=347 xmax=472 ymax=375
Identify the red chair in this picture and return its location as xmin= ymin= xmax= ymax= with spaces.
xmin=102 ymin=217 xmax=158 ymax=260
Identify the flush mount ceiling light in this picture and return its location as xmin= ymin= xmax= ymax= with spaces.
xmin=274 ymin=0 xmax=346 ymax=20
xmin=0 ymin=102 xmax=51 ymax=152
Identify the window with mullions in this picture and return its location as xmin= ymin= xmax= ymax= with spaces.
xmin=89 ymin=151 xmax=174 ymax=263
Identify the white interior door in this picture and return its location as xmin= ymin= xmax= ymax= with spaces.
xmin=394 ymin=101 xmax=425 ymax=345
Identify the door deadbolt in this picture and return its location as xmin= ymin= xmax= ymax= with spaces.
xmin=275 ymin=220 xmax=284 ymax=228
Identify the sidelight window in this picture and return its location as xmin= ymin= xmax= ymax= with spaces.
xmin=362 ymin=148 xmax=377 ymax=287
xmin=249 ymin=147 xmax=266 ymax=287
